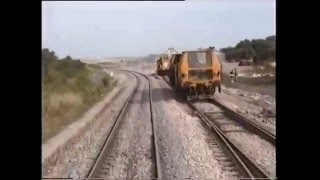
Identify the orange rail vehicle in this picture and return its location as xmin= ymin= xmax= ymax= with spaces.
xmin=169 ymin=48 xmax=222 ymax=100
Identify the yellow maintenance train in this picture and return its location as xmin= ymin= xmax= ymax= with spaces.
xmin=168 ymin=47 xmax=222 ymax=100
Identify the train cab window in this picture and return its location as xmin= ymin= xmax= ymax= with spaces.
xmin=188 ymin=51 xmax=212 ymax=68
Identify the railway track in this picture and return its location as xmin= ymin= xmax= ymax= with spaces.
xmin=188 ymin=100 xmax=272 ymax=179
xmin=87 ymin=71 xmax=161 ymax=179
xmin=206 ymin=98 xmax=275 ymax=146
xmin=134 ymin=71 xmax=162 ymax=180
xmin=160 ymin=75 xmax=276 ymax=179
xmin=160 ymin=76 xmax=275 ymax=144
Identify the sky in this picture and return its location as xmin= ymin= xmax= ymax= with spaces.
xmin=42 ymin=0 xmax=276 ymax=59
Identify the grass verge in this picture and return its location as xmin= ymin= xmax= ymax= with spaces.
xmin=42 ymin=49 xmax=117 ymax=143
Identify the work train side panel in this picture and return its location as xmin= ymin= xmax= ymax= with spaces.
xmin=211 ymin=52 xmax=222 ymax=86
xmin=177 ymin=52 xmax=189 ymax=86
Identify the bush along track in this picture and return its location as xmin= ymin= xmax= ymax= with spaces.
xmin=42 ymin=49 xmax=117 ymax=143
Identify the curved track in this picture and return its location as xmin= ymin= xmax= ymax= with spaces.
xmin=134 ymin=71 xmax=162 ymax=180
xmin=87 ymin=71 xmax=161 ymax=179
xmin=161 ymin=75 xmax=275 ymax=179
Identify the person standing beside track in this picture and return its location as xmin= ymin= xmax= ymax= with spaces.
xmin=234 ymin=68 xmax=238 ymax=82
xmin=229 ymin=69 xmax=234 ymax=83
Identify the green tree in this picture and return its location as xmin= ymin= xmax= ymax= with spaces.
xmin=42 ymin=49 xmax=59 ymax=79
xmin=65 ymin=55 xmax=72 ymax=61
xmin=266 ymin=35 xmax=276 ymax=42
xmin=220 ymin=35 xmax=275 ymax=63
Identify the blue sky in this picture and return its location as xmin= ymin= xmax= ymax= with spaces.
xmin=42 ymin=0 xmax=275 ymax=59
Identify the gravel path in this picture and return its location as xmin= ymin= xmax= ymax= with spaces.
xmin=43 ymin=71 xmax=137 ymax=179
xmin=150 ymin=76 xmax=241 ymax=180
xmin=93 ymin=73 xmax=155 ymax=179
xmin=193 ymin=102 xmax=276 ymax=178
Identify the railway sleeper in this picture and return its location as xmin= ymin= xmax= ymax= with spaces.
xmin=215 ymin=156 xmax=229 ymax=161
xmin=213 ymin=152 xmax=227 ymax=157
xmin=220 ymin=161 xmax=234 ymax=166
xmin=224 ymin=170 xmax=240 ymax=176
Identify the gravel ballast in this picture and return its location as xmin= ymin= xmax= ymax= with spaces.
xmin=150 ymin=77 xmax=241 ymax=179
xmin=193 ymin=102 xmax=276 ymax=177
xmin=43 ymin=61 xmax=276 ymax=179
xmin=123 ymin=64 xmax=276 ymax=178
xmin=218 ymin=86 xmax=276 ymax=129
xmin=94 ymin=74 xmax=156 ymax=179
